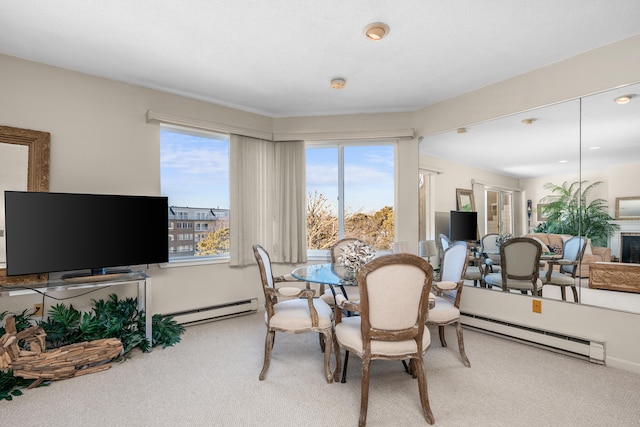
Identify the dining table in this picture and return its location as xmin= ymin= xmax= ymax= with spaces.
xmin=291 ymin=262 xmax=437 ymax=308
xmin=291 ymin=262 xmax=358 ymax=301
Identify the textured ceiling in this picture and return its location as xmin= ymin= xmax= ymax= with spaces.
xmin=1 ymin=0 xmax=640 ymax=118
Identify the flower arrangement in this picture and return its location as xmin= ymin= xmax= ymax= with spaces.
xmin=338 ymin=240 xmax=375 ymax=272
xmin=495 ymin=233 xmax=513 ymax=247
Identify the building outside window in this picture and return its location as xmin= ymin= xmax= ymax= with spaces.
xmin=161 ymin=126 xmax=230 ymax=260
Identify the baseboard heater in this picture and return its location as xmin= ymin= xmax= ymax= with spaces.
xmin=166 ymin=298 xmax=258 ymax=325
xmin=461 ymin=313 xmax=605 ymax=364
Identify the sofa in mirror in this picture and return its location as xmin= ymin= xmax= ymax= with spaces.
xmin=419 ymin=81 xmax=640 ymax=314
xmin=0 ymin=125 xmax=50 ymax=284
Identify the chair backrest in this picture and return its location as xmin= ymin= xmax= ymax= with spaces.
xmin=357 ymin=254 xmax=433 ymax=342
xmin=440 ymin=241 xmax=468 ymax=283
xmin=439 ymin=234 xmax=451 ymax=252
xmin=560 ymin=236 xmax=587 ymax=276
xmin=253 ymin=244 xmax=277 ymax=314
xmin=500 ymin=237 xmax=541 ymax=281
xmin=330 ymin=238 xmax=361 ymax=263
xmin=481 ymin=233 xmax=501 ymax=264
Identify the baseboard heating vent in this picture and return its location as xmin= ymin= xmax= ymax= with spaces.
xmin=167 ymin=298 xmax=258 ymax=325
xmin=461 ymin=313 xmax=605 ymax=364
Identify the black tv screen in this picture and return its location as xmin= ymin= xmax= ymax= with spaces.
xmin=4 ymin=191 xmax=168 ymax=277
xmin=449 ymin=210 xmax=478 ymax=242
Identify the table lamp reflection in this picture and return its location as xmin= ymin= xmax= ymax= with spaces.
xmin=419 ymin=240 xmax=438 ymax=264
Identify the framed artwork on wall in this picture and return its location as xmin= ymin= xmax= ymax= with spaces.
xmin=456 ymin=188 xmax=475 ymax=212
xmin=537 ymin=204 xmax=549 ymax=222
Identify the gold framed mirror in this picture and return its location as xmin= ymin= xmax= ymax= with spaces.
xmin=615 ymin=196 xmax=640 ymax=220
xmin=0 ymin=125 xmax=50 ymax=284
xmin=456 ymin=188 xmax=475 ymax=212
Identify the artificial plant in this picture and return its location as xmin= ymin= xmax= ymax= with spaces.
xmin=537 ymin=180 xmax=619 ymax=247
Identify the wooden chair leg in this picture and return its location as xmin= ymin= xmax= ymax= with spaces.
xmin=414 ymin=356 xmax=435 ymax=425
xmin=438 ymin=325 xmax=447 ymax=347
xmin=560 ymin=287 xmax=567 ymax=301
xmin=333 ymin=334 xmax=342 ymax=383
xmin=359 ymin=357 xmax=372 ymax=427
xmin=319 ymin=333 xmax=325 ymax=352
xmin=259 ymin=330 xmax=275 ymax=380
xmin=322 ymin=330 xmax=333 ymax=383
xmin=571 ymin=285 xmax=579 ymax=302
xmin=455 ymin=321 xmax=471 ymax=367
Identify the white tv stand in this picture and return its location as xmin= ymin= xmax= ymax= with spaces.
xmin=0 ymin=271 xmax=152 ymax=344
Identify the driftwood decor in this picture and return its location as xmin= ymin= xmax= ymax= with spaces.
xmin=0 ymin=125 xmax=51 ymax=286
xmin=0 ymin=316 xmax=123 ymax=388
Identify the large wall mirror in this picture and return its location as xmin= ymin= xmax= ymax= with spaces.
xmin=420 ymin=81 xmax=640 ymax=315
xmin=0 ymin=125 xmax=50 ymax=284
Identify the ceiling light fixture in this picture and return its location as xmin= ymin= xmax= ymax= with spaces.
xmin=330 ymin=78 xmax=346 ymax=89
xmin=521 ymin=118 xmax=536 ymax=125
xmin=615 ymin=94 xmax=636 ymax=104
xmin=363 ymin=22 xmax=390 ymax=41
xmin=457 ymin=127 xmax=467 ymax=134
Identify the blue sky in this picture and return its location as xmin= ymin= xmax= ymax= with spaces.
xmin=160 ymin=129 xmax=230 ymax=209
xmin=161 ymin=129 xmax=394 ymax=213
xmin=306 ymin=144 xmax=394 ymax=214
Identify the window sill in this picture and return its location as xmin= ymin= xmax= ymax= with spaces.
xmin=159 ymin=256 xmax=229 ymax=268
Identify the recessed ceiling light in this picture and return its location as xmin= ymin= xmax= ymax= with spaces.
xmin=330 ymin=78 xmax=346 ymax=89
xmin=589 ymin=146 xmax=601 ymax=150
xmin=615 ymin=94 xmax=636 ymax=104
xmin=521 ymin=118 xmax=536 ymax=125
xmin=558 ymin=160 xmax=568 ymax=163
xmin=456 ymin=127 xmax=467 ymax=134
xmin=363 ymin=22 xmax=390 ymax=41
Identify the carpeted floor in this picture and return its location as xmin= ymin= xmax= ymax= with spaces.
xmin=3 ymin=312 xmax=639 ymax=426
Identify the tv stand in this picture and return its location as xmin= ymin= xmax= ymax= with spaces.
xmin=0 ymin=271 xmax=152 ymax=345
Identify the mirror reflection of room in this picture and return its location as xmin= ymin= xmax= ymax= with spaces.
xmin=420 ymin=81 xmax=640 ymax=314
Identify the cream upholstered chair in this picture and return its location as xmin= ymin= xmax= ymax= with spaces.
xmin=480 ymin=233 xmax=501 ymax=273
xmin=333 ymin=253 xmax=435 ymax=426
xmin=428 ymin=241 xmax=471 ymax=367
xmin=253 ymin=244 xmax=335 ymax=383
xmin=319 ymin=237 xmax=361 ymax=307
xmin=484 ymin=237 xmax=543 ymax=296
xmin=541 ymin=236 xmax=587 ymax=302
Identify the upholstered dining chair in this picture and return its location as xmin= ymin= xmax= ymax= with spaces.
xmin=541 ymin=236 xmax=587 ymax=302
xmin=319 ymin=237 xmax=361 ymax=307
xmin=428 ymin=241 xmax=471 ymax=367
xmin=333 ymin=253 xmax=435 ymax=426
xmin=484 ymin=237 xmax=543 ymax=296
xmin=480 ymin=233 xmax=501 ymax=273
xmin=253 ymin=244 xmax=335 ymax=383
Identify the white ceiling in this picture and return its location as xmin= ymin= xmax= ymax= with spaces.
xmin=1 ymin=1 xmax=640 ymax=177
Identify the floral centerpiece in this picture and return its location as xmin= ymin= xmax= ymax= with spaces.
xmin=338 ymin=240 xmax=375 ymax=274
xmin=495 ymin=233 xmax=513 ymax=247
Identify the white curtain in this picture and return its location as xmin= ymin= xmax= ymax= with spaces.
xmin=472 ymin=181 xmax=486 ymax=237
xmin=229 ymin=134 xmax=306 ymax=266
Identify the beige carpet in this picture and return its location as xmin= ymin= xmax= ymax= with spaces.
xmin=3 ymin=312 xmax=640 ymax=426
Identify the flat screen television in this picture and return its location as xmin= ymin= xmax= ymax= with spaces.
xmin=449 ymin=210 xmax=478 ymax=242
xmin=4 ymin=191 xmax=168 ymax=277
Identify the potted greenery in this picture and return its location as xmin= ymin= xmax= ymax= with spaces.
xmin=536 ymin=180 xmax=619 ymax=247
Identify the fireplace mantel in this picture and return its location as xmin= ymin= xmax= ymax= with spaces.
xmin=610 ymin=220 xmax=640 ymax=258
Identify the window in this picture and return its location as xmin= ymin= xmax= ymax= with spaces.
xmin=306 ymin=142 xmax=395 ymax=252
xmin=486 ymin=189 xmax=513 ymax=235
xmin=161 ymin=126 xmax=230 ymax=260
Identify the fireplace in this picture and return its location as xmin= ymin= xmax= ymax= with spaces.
xmin=611 ymin=220 xmax=640 ymax=259
xmin=621 ymin=233 xmax=640 ymax=264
